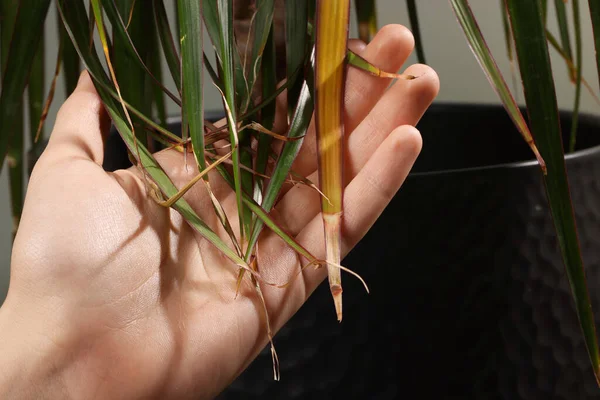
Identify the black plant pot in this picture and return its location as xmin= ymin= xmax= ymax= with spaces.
xmin=103 ymin=104 xmax=600 ymax=399
xmin=217 ymin=104 xmax=600 ymax=400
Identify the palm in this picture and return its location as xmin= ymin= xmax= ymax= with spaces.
xmin=7 ymin=26 xmax=438 ymax=399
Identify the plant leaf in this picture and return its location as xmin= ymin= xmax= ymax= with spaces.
xmin=0 ymin=0 xmax=50 ymax=173
xmin=246 ymin=0 xmax=275 ymax=104
xmin=213 ymin=0 xmax=246 ymax=240
xmin=554 ymin=0 xmax=574 ymax=78
xmin=103 ymin=0 xmax=181 ymax=107
xmin=450 ymin=0 xmax=546 ymax=173
xmin=589 ymin=0 xmax=600 ymax=95
xmin=500 ymin=0 xmax=519 ymax=99
xmin=285 ymin=0 xmax=308 ymax=116
xmin=505 ymin=0 xmax=600 ymax=385
xmin=177 ymin=0 xmax=205 ymax=171
xmin=406 ymin=0 xmax=425 ymax=64
xmin=246 ymin=76 xmax=314 ymax=260
xmin=253 ymin=26 xmax=277 ymax=204
xmin=153 ymin=0 xmax=181 ymax=92
xmin=28 ymin=36 xmax=44 ymax=144
xmin=203 ymin=1 xmax=248 ymax=109
xmin=315 ymin=0 xmax=351 ymax=321
xmin=355 ymin=0 xmax=377 ymax=43
xmin=57 ymin=0 xmax=252 ymax=272
xmin=1 ymin=0 xmax=25 ymax=235
xmin=568 ymin=0 xmax=583 ymax=152
xmin=347 ymin=49 xmax=417 ymax=79
xmin=58 ymin=15 xmax=81 ymax=95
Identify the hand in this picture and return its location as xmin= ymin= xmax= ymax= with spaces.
xmin=0 ymin=25 xmax=438 ymax=399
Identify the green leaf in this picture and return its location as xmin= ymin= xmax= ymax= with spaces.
xmin=28 ymin=37 xmax=44 ymax=144
xmin=254 ymin=26 xmax=277 ymax=205
xmin=569 ymin=0 xmax=583 ymax=152
xmin=347 ymin=49 xmax=416 ymax=79
xmin=246 ymin=0 xmax=275 ymax=106
xmin=505 ymin=0 xmax=600 ymax=385
xmin=406 ymin=0 xmax=425 ymax=64
xmin=57 ymin=0 xmax=252 ymax=272
xmin=153 ymin=0 xmax=181 ymax=92
xmin=203 ymin=1 xmax=248 ymax=110
xmin=0 ymin=0 xmax=51 ymax=173
xmin=354 ymin=0 xmax=377 ymax=43
xmin=589 ymin=1 xmax=600 ymax=94
xmin=246 ymin=78 xmax=314 ymax=260
xmin=285 ymin=0 xmax=308 ymax=116
xmin=102 ymin=0 xmax=181 ymax=107
xmin=1 ymin=0 xmax=25 ymax=235
xmin=213 ymin=0 xmax=246 ymax=240
xmin=148 ymin=27 xmax=167 ymax=129
xmin=500 ymin=1 xmax=519 ymax=98
xmin=58 ymin=15 xmax=81 ymax=95
xmin=177 ymin=0 xmax=205 ymax=171
xmin=109 ymin=0 xmax=151 ymax=142
xmin=554 ymin=0 xmax=573 ymax=72
xmin=450 ymin=0 xmax=546 ymax=172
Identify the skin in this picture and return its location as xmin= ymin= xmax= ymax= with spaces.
xmin=0 ymin=25 xmax=438 ymax=399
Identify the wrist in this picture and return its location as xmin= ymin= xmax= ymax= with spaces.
xmin=0 ymin=295 xmax=72 ymax=399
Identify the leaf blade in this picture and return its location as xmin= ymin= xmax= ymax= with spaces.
xmin=0 ymin=0 xmax=51 ymax=173
xmin=505 ymin=0 xmax=600 ymax=385
xmin=406 ymin=0 xmax=425 ymax=64
xmin=315 ymin=0 xmax=351 ymax=321
xmin=354 ymin=0 xmax=377 ymax=43
xmin=449 ymin=0 xmax=546 ymax=172
xmin=177 ymin=0 xmax=205 ymax=170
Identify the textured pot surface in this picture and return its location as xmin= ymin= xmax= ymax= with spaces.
xmin=215 ymin=104 xmax=600 ymax=400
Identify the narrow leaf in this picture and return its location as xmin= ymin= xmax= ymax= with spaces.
xmin=315 ymin=0 xmax=351 ymax=321
xmin=500 ymin=1 xmax=519 ymax=99
xmin=406 ymin=0 xmax=426 ymax=64
xmin=546 ymin=29 xmax=600 ymax=107
xmin=109 ymin=0 xmax=152 ymax=143
xmin=569 ymin=0 xmax=583 ymax=152
xmin=28 ymin=37 xmax=44 ymax=144
xmin=505 ymin=0 xmax=600 ymax=385
xmin=589 ymin=0 xmax=600 ymax=94
xmin=347 ymin=49 xmax=417 ymax=79
xmin=285 ymin=0 xmax=308 ymax=115
xmin=1 ymin=0 xmax=25 ymax=235
xmin=103 ymin=0 xmax=181 ymax=107
xmin=355 ymin=0 xmax=378 ymax=43
xmin=254 ymin=26 xmax=277 ymax=203
xmin=57 ymin=0 xmax=253 ymax=274
xmin=214 ymin=0 xmax=246 ymax=240
xmin=245 ymin=0 xmax=275 ymax=103
xmin=153 ymin=0 xmax=181 ymax=91
xmin=0 ymin=0 xmax=51 ymax=173
xmin=246 ymin=79 xmax=314 ymax=260
xmin=450 ymin=0 xmax=546 ymax=173
xmin=177 ymin=0 xmax=205 ymax=170
xmin=58 ymin=14 xmax=80 ymax=95
xmin=555 ymin=0 xmax=574 ymax=78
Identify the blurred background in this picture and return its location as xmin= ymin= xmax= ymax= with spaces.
xmin=1 ymin=1 xmax=598 ymax=304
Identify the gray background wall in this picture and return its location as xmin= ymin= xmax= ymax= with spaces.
xmin=1 ymin=1 xmax=598 ymax=303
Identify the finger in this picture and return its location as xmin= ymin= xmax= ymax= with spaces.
xmin=42 ymin=71 xmax=110 ymax=166
xmin=289 ymin=24 xmax=415 ymax=179
xmin=296 ymin=125 xmax=422 ymax=293
xmin=276 ymin=64 xmax=439 ymax=235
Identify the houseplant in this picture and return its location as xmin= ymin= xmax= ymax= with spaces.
xmin=1 ymin=0 xmax=600 ymax=398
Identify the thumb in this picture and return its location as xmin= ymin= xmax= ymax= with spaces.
xmin=44 ymin=70 xmax=110 ymax=166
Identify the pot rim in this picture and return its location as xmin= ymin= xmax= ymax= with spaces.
xmin=410 ymin=102 xmax=600 ymax=177
xmin=169 ymin=104 xmax=600 ymax=178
